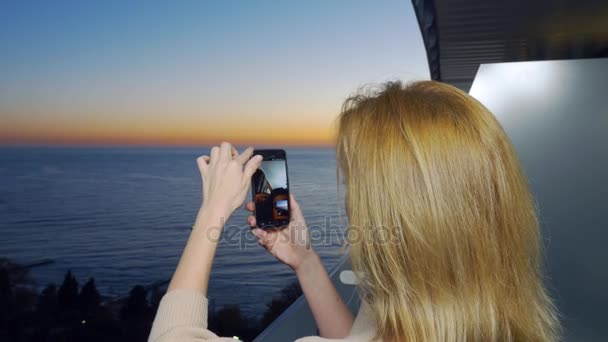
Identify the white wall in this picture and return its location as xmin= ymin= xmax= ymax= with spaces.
xmin=470 ymin=58 xmax=608 ymax=341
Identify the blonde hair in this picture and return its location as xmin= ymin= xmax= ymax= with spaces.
xmin=336 ymin=81 xmax=560 ymax=341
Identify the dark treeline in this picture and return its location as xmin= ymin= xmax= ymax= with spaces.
xmin=0 ymin=258 xmax=302 ymax=342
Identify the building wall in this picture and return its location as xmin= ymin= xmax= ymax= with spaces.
xmin=470 ymin=58 xmax=608 ymax=342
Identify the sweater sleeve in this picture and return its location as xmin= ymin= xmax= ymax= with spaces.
xmin=149 ymin=289 xmax=377 ymax=342
xmin=148 ymin=289 xmax=236 ymax=342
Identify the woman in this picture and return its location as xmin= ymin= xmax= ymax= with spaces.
xmin=148 ymin=81 xmax=560 ymax=341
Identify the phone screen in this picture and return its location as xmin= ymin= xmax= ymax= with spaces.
xmin=251 ymin=150 xmax=290 ymax=228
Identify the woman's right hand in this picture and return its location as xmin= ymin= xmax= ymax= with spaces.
xmin=246 ymin=194 xmax=316 ymax=271
xmin=248 ymin=194 xmax=354 ymax=338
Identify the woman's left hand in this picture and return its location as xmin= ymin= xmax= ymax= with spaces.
xmin=197 ymin=142 xmax=262 ymax=218
xmin=167 ymin=143 xmax=261 ymax=294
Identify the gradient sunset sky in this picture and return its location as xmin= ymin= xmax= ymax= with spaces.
xmin=0 ymin=0 xmax=429 ymax=147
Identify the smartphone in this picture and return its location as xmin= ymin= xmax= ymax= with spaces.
xmin=251 ymin=149 xmax=290 ymax=229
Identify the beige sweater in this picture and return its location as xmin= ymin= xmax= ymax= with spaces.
xmin=148 ymin=289 xmax=376 ymax=342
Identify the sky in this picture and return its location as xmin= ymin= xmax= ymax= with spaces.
xmin=0 ymin=0 xmax=429 ymax=147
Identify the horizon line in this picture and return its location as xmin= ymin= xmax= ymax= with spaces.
xmin=0 ymin=141 xmax=336 ymax=149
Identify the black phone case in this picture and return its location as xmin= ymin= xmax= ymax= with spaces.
xmin=250 ymin=149 xmax=290 ymax=229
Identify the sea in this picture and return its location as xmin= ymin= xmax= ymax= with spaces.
xmin=0 ymin=146 xmax=347 ymax=319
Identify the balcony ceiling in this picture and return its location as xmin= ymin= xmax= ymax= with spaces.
xmin=412 ymin=0 xmax=608 ymax=91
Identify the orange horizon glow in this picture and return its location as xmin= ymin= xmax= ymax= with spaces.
xmin=0 ymin=132 xmax=335 ymax=148
xmin=0 ymin=111 xmax=337 ymax=148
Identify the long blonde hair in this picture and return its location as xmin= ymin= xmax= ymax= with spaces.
xmin=336 ymin=81 xmax=560 ymax=341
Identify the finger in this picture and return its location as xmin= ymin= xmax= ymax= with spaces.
xmin=235 ymin=146 xmax=254 ymax=165
xmin=242 ymin=155 xmax=263 ymax=185
xmin=257 ymin=239 xmax=269 ymax=249
xmin=245 ymin=201 xmax=255 ymax=212
xmin=196 ymin=155 xmax=210 ymax=175
xmin=210 ymin=146 xmax=220 ymax=165
xmin=289 ymin=193 xmax=304 ymax=222
xmin=251 ymin=228 xmax=266 ymax=239
xmin=231 ymin=145 xmax=238 ymax=158
xmin=262 ymin=231 xmax=278 ymax=245
xmin=219 ymin=142 xmax=233 ymax=161
xmin=247 ymin=215 xmax=257 ymax=227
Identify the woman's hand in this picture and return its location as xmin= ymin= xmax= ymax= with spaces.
xmin=246 ymin=194 xmax=316 ymax=271
xmin=167 ymin=142 xmax=261 ymax=295
xmin=197 ymin=142 xmax=262 ymax=218
xmin=248 ymin=194 xmax=355 ymax=338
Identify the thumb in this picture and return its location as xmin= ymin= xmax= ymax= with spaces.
xmin=289 ymin=193 xmax=304 ymax=223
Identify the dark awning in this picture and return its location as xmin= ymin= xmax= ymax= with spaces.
xmin=412 ymin=0 xmax=608 ymax=91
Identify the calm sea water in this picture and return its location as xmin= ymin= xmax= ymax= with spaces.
xmin=0 ymin=146 xmax=347 ymax=318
